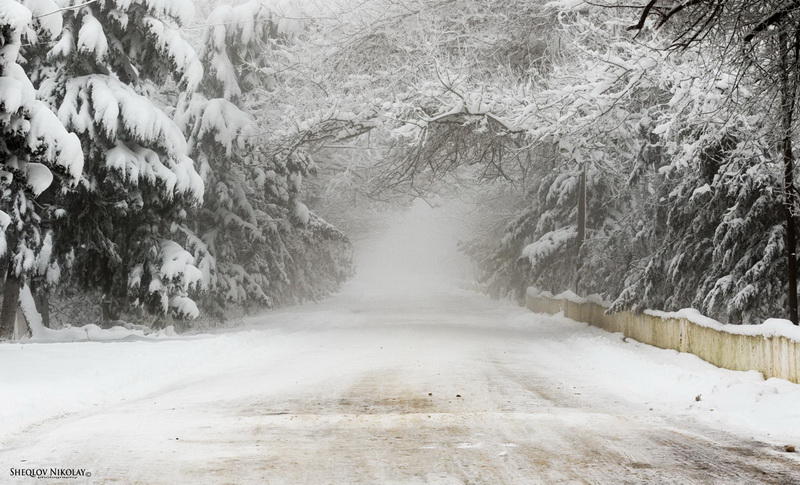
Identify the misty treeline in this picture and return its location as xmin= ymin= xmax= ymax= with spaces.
xmin=0 ymin=0 xmax=797 ymax=337
xmin=298 ymin=0 xmax=798 ymax=326
xmin=347 ymin=0 xmax=800 ymax=327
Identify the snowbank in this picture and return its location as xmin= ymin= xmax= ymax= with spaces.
xmin=24 ymin=323 xmax=178 ymax=343
xmin=19 ymin=285 xmax=178 ymax=343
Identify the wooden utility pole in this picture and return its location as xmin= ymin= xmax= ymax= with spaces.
xmin=575 ymin=164 xmax=587 ymax=293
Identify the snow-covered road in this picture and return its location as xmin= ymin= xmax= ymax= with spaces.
xmin=2 ymin=203 xmax=800 ymax=484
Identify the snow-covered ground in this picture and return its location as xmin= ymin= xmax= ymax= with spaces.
xmin=1 ymin=202 xmax=799 ymax=484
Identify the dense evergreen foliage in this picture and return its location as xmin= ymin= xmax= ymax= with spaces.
xmin=1 ymin=0 xmax=798 ymax=335
xmin=177 ymin=1 xmax=352 ymax=320
xmin=0 ymin=0 xmax=354 ymax=335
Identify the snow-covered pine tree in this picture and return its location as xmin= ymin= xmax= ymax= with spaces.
xmin=178 ymin=1 xmax=352 ymax=320
xmin=21 ymin=0 xmax=205 ymax=323
xmin=624 ymin=0 xmax=800 ymax=324
xmin=612 ymin=137 xmax=787 ymax=323
xmin=462 ymin=2 xmax=793 ymax=324
xmin=611 ymin=59 xmax=790 ymax=323
xmin=0 ymin=0 xmax=83 ymax=337
xmin=461 ymin=7 xmax=663 ymax=304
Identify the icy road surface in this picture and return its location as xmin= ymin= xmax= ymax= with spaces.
xmin=2 ymin=203 xmax=800 ymax=484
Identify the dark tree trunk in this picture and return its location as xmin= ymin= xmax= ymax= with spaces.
xmin=101 ymin=291 xmax=120 ymax=327
xmin=0 ymin=269 xmax=21 ymax=339
xmin=779 ymin=30 xmax=799 ymax=325
xmin=34 ymin=288 xmax=51 ymax=329
xmin=101 ymin=295 xmax=113 ymax=327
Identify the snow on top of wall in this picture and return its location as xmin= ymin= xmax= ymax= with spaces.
xmin=553 ymin=290 xmax=611 ymax=307
xmin=644 ymin=308 xmax=800 ymax=342
xmin=527 ymin=286 xmax=610 ymax=306
xmin=527 ymin=286 xmax=555 ymax=298
xmin=528 ymin=286 xmax=800 ymax=342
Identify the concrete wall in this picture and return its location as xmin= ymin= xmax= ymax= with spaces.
xmin=525 ymin=294 xmax=800 ymax=384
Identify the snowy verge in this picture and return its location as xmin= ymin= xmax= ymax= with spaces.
xmin=23 ymin=322 xmax=179 ymax=343
xmin=527 ymin=286 xmax=800 ymax=342
xmin=521 ymin=311 xmax=800 ymax=446
xmin=18 ymin=286 xmax=178 ymax=343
